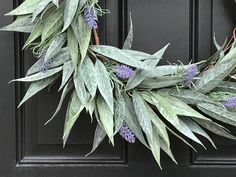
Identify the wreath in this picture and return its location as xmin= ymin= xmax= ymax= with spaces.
xmin=1 ymin=0 xmax=236 ymax=168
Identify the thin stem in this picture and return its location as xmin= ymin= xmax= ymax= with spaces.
xmin=93 ymin=28 xmax=100 ymax=45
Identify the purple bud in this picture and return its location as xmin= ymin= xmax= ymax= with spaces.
xmin=119 ymin=123 xmax=136 ymax=143
xmin=115 ymin=64 xmax=135 ymax=79
xmin=183 ymin=65 xmax=198 ymax=86
xmin=37 ymin=50 xmax=53 ymax=72
xmin=223 ymin=96 xmax=236 ymax=109
xmin=84 ymin=7 xmax=98 ymax=29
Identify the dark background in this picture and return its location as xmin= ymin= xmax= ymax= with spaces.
xmin=0 ymin=0 xmax=236 ymax=177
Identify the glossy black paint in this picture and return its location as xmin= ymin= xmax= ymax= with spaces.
xmin=0 ymin=0 xmax=236 ymax=177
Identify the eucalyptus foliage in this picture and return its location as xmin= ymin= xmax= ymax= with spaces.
xmin=2 ymin=0 xmax=236 ymax=168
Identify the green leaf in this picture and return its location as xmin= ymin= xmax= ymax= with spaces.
xmin=213 ymin=81 xmax=236 ymax=93
xmin=32 ymin=0 xmax=52 ymax=22
xmin=139 ymin=76 xmax=183 ymax=89
xmin=59 ymin=61 xmax=74 ymax=91
xmin=147 ymin=104 xmax=170 ymax=147
xmin=26 ymin=48 xmax=70 ymax=76
xmin=91 ymin=45 xmax=152 ymax=69
xmin=6 ymin=0 xmax=40 ymax=16
xmin=181 ymin=118 xmax=216 ymax=148
xmin=80 ymin=56 xmax=97 ymax=98
xmin=1 ymin=15 xmax=34 ymax=33
xmin=11 ymin=66 xmax=63 ymax=83
xmin=77 ymin=14 xmax=92 ymax=63
xmin=86 ymin=123 xmax=106 ymax=156
xmin=41 ymin=7 xmax=64 ymax=41
xmin=132 ymin=91 xmax=153 ymax=140
xmin=23 ymin=20 xmax=44 ymax=48
xmin=18 ymin=75 xmax=58 ymax=108
xmin=45 ymin=33 xmax=67 ymax=61
xmin=63 ymin=90 xmax=84 ymax=146
xmin=159 ymin=89 xmax=216 ymax=105
xmin=96 ymin=95 xmax=114 ymax=145
xmin=114 ymin=95 xmax=126 ymax=134
xmin=74 ymin=69 xmax=89 ymax=106
xmin=52 ymin=0 xmax=60 ymax=8
xmin=95 ymin=60 xmax=113 ymax=113
xmin=122 ymin=93 xmax=149 ymax=147
xmin=177 ymin=119 xmax=205 ymax=149
xmin=196 ymin=58 xmax=236 ymax=93
xmin=122 ymin=14 xmax=133 ymax=50
xmin=142 ymin=92 xmax=180 ymax=128
xmin=194 ymin=119 xmax=236 ymax=140
xmin=62 ymin=0 xmax=80 ymax=32
xmin=162 ymin=95 xmax=210 ymax=120
xmin=45 ymin=80 xmax=73 ymax=125
xmin=67 ymin=26 xmax=79 ymax=68
xmin=197 ymin=103 xmax=236 ymax=127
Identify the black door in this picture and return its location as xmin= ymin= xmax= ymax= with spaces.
xmin=1 ymin=0 xmax=236 ymax=177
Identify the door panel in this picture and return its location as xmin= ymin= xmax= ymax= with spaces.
xmin=1 ymin=0 xmax=236 ymax=177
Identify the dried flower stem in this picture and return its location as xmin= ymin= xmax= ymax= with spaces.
xmin=93 ymin=28 xmax=100 ymax=45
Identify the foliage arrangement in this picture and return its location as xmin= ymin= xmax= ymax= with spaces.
xmin=1 ymin=0 xmax=236 ymax=168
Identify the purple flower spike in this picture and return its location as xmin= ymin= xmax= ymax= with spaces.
xmin=84 ymin=7 xmax=98 ymax=29
xmin=115 ymin=64 xmax=135 ymax=79
xmin=37 ymin=50 xmax=53 ymax=72
xmin=183 ymin=64 xmax=199 ymax=86
xmin=223 ymin=96 xmax=236 ymax=109
xmin=119 ymin=123 xmax=136 ymax=143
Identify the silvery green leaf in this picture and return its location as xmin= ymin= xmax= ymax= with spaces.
xmin=96 ymin=95 xmax=114 ymax=145
xmin=45 ymin=80 xmax=73 ymax=125
xmin=197 ymin=103 xmax=236 ymax=127
xmin=77 ymin=14 xmax=92 ymax=63
xmin=132 ymin=91 xmax=153 ymax=140
xmin=74 ymin=70 xmax=89 ymax=106
xmin=59 ymin=61 xmax=74 ymax=91
xmin=122 ymin=14 xmax=133 ymax=50
xmin=86 ymin=123 xmax=106 ymax=156
xmin=45 ymin=33 xmax=66 ymax=61
xmin=114 ymin=95 xmax=126 ymax=134
xmin=122 ymin=50 xmax=151 ymax=60
xmin=221 ymin=47 xmax=236 ymax=62
xmin=32 ymin=0 xmax=52 ymax=22
xmin=213 ymin=81 xmax=236 ymax=93
xmin=159 ymin=89 xmax=216 ymax=105
xmin=231 ymin=74 xmax=236 ymax=80
xmin=62 ymin=0 xmax=80 ymax=32
xmin=67 ymin=27 xmax=79 ymax=68
xmin=92 ymin=45 xmax=152 ymax=69
xmin=147 ymin=104 xmax=170 ymax=147
xmin=27 ymin=48 xmax=70 ymax=76
xmin=1 ymin=15 xmax=34 ymax=33
xmin=18 ymin=75 xmax=58 ymax=108
xmin=53 ymin=0 xmax=60 ymax=7
xmin=196 ymin=58 xmax=236 ymax=93
xmin=181 ymin=118 xmax=216 ymax=148
xmin=162 ymin=95 xmax=210 ymax=120
xmin=63 ymin=91 xmax=84 ymax=146
xmin=6 ymin=0 xmax=40 ymax=16
xmin=11 ymin=66 xmax=63 ymax=83
xmin=177 ymin=119 xmax=205 ymax=148
xmin=23 ymin=20 xmax=44 ymax=49
xmin=213 ymin=33 xmax=225 ymax=59
xmin=139 ymin=76 xmax=183 ymax=89
xmin=143 ymin=92 xmax=180 ymax=128
xmin=147 ymin=126 xmax=161 ymax=168
xmin=95 ymin=60 xmax=113 ymax=113
xmin=78 ymin=0 xmax=87 ymax=10
xmin=80 ymin=56 xmax=97 ymax=98
xmin=85 ymin=98 xmax=96 ymax=122
xmin=41 ymin=7 xmax=64 ymax=41
xmin=194 ymin=119 xmax=236 ymax=140
xmin=166 ymin=126 xmax=196 ymax=151
xmin=143 ymin=43 xmax=169 ymax=68
xmin=122 ymin=93 xmax=149 ymax=148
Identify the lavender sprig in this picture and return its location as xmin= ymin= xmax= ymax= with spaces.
xmin=84 ymin=6 xmax=98 ymax=29
xmin=115 ymin=64 xmax=135 ymax=79
xmin=119 ymin=123 xmax=136 ymax=143
xmin=183 ymin=64 xmax=199 ymax=86
xmin=223 ymin=96 xmax=236 ymax=109
xmin=37 ymin=50 xmax=53 ymax=72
